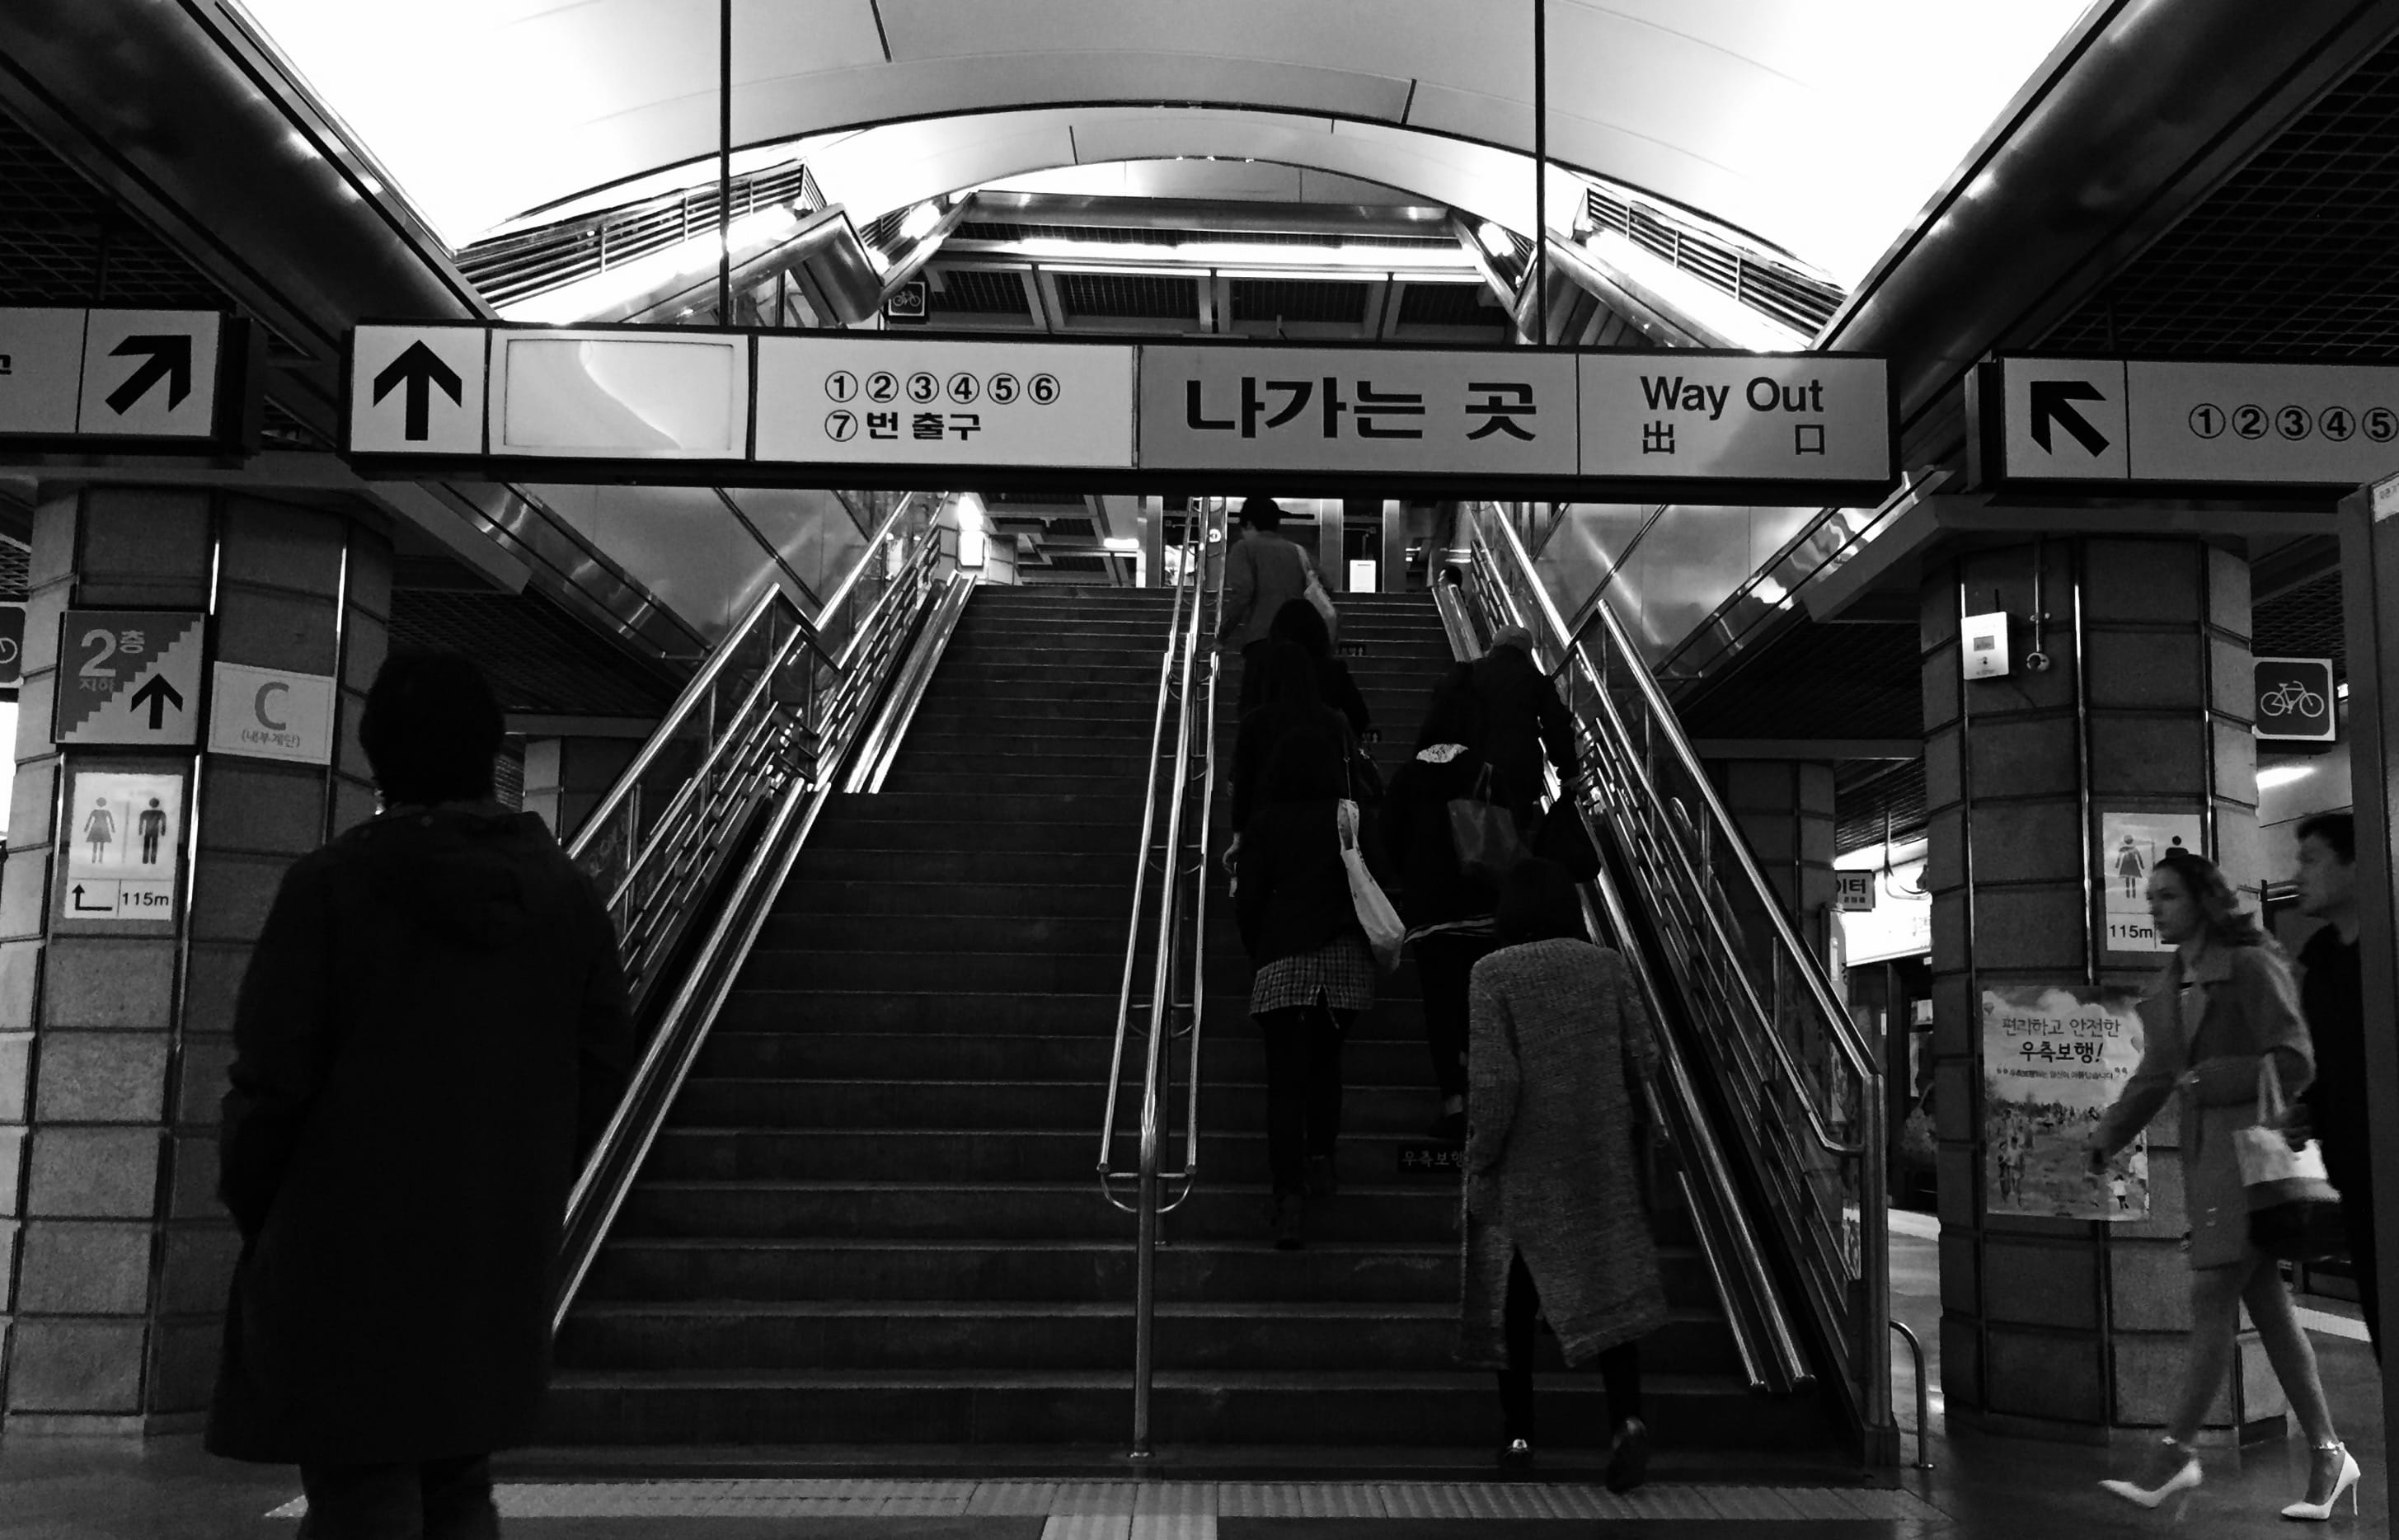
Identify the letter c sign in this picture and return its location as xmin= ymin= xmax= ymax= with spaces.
xmin=253 ymin=680 xmax=290 ymax=730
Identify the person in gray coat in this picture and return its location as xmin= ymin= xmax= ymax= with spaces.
xmin=1217 ymin=496 xmax=1318 ymax=719
xmin=1460 ymin=859 xmax=1665 ymax=1491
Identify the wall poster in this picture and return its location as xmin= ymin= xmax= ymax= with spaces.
xmin=1983 ymin=984 xmax=2150 ymax=1220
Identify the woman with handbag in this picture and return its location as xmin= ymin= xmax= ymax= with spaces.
xmin=2082 ymin=848 xmax=2358 ymax=1519
xmin=1269 ymin=596 xmax=1373 ymax=745
xmin=1236 ymin=721 xmax=1380 ymax=1251
xmin=1460 ymin=858 xmax=1666 ymax=1491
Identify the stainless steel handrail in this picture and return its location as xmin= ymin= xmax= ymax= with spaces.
xmin=1458 ymin=500 xmax=1893 ymax=1463
xmin=552 ymin=503 xmax=969 ymax=1332
xmin=1094 ymin=501 xmax=1226 ymax=1458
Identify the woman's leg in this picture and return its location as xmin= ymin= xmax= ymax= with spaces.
xmin=1495 ymin=1248 xmax=1539 ymax=1441
xmin=2242 ymin=1256 xmax=2340 ymax=1445
xmin=1256 ymin=1008 xmax=1308 ymax=1195
xmin=2167 ymin=1261 xmax=2255 ymax=1443
xmin=1306 ymin=1004 xmax=1351 ymax=1160
xmin=1594 ymin=1340 xmax=1644 ymax=1424
xmin=1415 ymin=938 xmax=1471 ymax=1106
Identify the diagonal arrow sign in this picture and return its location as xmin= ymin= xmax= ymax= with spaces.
xmin=372 ymin=341 xmax=464 ymax=442
xmin=129 ymin=672 xmax=185 ymax=731
xmin=104 ymin=335 xmax=193 ymax=416
xmin=2029 ymin=379 xmax=2111 ymax=457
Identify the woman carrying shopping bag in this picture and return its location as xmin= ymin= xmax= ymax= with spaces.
xmin=1236 ymin=721 xmax=1383 ymax=1251
xmin=1459 ymin=859 xmax=1666 ymax=1491
xmin=2082 ymin=847 xmax=2359 ymax=1520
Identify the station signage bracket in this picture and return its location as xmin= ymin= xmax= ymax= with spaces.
xmin=341 ymin=322 xmax=1899 ymax=504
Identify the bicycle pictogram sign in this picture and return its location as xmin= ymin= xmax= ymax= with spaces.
xmin=2253 ymin=656 xmax=2336 ymax=743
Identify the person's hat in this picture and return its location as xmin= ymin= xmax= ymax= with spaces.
xmin=1489 ymin=623 xmax=1534 ymax=655
xmin=1238 ymin=495 xmax=1284 ymax=528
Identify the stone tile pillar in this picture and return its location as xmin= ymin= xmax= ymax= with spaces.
xmin=1921 ymin=537 xmax=2277 ymax=1442
xmin=0 ymin=484 xmax=391 ymax=1434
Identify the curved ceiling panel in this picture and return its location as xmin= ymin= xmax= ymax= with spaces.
xmin=240 ymin=0 xmax=2094 ymax=284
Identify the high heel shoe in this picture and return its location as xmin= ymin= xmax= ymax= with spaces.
xmin=1495 ymin=1436 xmax=1533 ymax=1471
xmin=2280 ymin=1441 xmax=2361 ymax=1522
xmin=1605 ymin=1416 xmax=1651 ymax=1494
xmin=2099 ymin=1437 xmax=2202 ymax=1510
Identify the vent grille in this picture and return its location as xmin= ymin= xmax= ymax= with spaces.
xmin=2254 ymin=570 xmax=2348 ymax=678
xmin=2041 ymin=36 xmax=2399 ymax=356
xmin=1397 ymin=284 xmax=1499 ymax=326
xmin=958 ymin=222 xmax=1453 ymax=249
xmin=1585 ymin=187 xmax=1843 ymax=336
xmin=0 ymin=115 xmax=246 ymax=312
xmin=1676 ymin=616 xmax=1922 ymax=744
xmin=1231 ymin=278 xmax=1369 ymax=325
xmin=388 ymin=590 xmax=674 ymax=717
xmin=1836 ymin=758 xmax=1927 ymax=857
xmin=0 ymin=539 xmax=28 ymax=600
xmin=454 ymin=162 xmax=820 ymax=308
xmin=1057 ymin=271 xmax=1195 ymax=320
xmin=929 ymin=267 xmax=1029 ymax=315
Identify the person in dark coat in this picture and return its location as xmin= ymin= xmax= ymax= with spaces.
xmin=1218 ymin=496 xmax=1319 ymax=719
xmin=1228 ymin=639 xmax=1354 ymax=838
xmin=1472 ymin=624 xmax=1577 ymax=829
xmin=1461 ymin=859 xmax=1664 ymax=1492
xmin=1237 ymin=719 xmax=1378 ymax=1250
xmin=2292 ymin=813 xmax=2378 ymax=1359
xmin=208 ymin=653 xmax=632 ymax=1538
xmin=1269 ymin=595 xmax=1372 ymax=742
xmin=1378 ymin=664 xmax=1495 ymax=1139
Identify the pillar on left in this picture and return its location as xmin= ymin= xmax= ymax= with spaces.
xmin=0 ymin=485 xmax=392 ymax=1434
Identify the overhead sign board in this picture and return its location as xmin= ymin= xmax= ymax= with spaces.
xmin=208 ymin=661 xmax=336 ymax=764
xmin=343 ymin=326 xmax=1897 ymax=497
xmin=1579 ymin=354 xmax=1891 ymax=485
xmin=1981 ymin=356 xmax=2399 ymax=491
xmin=58 ymin=764 xmax=185 ymax=930
xmin=54 ymin=609 xmax=205 ymax=747
xmin=2254 ymin=656 xmax=2336 ymax=744
xmin=348 ymin=325 xmax=486 ymax=455
xmin=0 ymin=307 xmax=247 ymax=448
xmin=756 ymin=336 xmax=1133 ymax=467
xmin=1137 ymin=345 xmax=1580 ymax=477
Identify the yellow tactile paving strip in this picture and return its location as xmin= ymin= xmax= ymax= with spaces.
xmin=266 ymin=1477 xmax=1945 ymax=1524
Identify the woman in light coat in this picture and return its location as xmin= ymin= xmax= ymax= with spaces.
xmin=2083 ymin=848 xmax=2356 ymax=1520
xmin=1459 ymin=858 xmax=1665 ymax=1491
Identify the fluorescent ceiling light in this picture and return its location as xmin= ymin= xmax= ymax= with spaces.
xmin=965 ymin=236 xmax=1476 ymax=274
xmin=897 ymin=202 xmax=942 ymax=243
xmin=2257 ymin=764 xmax=2315 ymax=790
xmin=1476 ymin=220 xmax=1514 ymax=259
xmin=1102 ymin=537 xmax=1139 ymax=552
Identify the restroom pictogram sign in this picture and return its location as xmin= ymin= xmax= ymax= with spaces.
xmin=54 ymin=609 xmax=206 ymax=747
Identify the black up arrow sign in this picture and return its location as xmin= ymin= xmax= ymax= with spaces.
xmin=2029 ymin=379 xmax=2111 ymax=457
xmin=129 ymin=672 xmax=185 ymax=730
xmin=105 ymin=335 xmax=194 ymax=415
xmin=372 ymin=342 xmax=463 ymax=442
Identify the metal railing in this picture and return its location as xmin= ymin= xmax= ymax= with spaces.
xmin=1453 ymin=501 xmax=1894 ymax=1463
xmin=551 ymin=494 xmax=976 ymax=1331
xmin=1096 ymin=501 xmax=1227 ymax=1458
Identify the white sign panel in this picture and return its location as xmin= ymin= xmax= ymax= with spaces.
xmin=757 ymin=337 xmax=1134 ymax=467
xmin=2123 ymin=360 xmax=2399 ymax=485
xmin=208 ymin=662 xmax=336 ymax=765
xmin=1579 ymin=354 xmax=1890 ymax=482
xmin=80 ymin=309 xmax=222 ymax=438
xmin=491 ymin=330 xmax=749 ymax=458
xmin=2374 ymin=468 xmax=2399 ymax=522
xmin=54 ymin=609 xmax=205 ymax=747
xmin=350 ymin=325 xmax=486 ymax=455
xmin=1833 ymin=870 xmax=1876 ymax=912
xmin=1138 ymin=346 xmax=1580 ymax=476
xmin=0 ymin=308 xmax=87 ymax=435
xmin=2098 ymin=810 xmax=2204 ymax=953
xmin=61 ymin=768 xmax=185 ymax=926
xmin=1994 ymin=357 xmax=2130 ymax=483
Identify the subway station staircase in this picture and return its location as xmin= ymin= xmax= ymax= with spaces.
xmin=542 ymin=583 xmax=1837 ymax=1463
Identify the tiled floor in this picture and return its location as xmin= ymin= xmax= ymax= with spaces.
xmin=1 ymin=1221 xmax=2385 ymax=1539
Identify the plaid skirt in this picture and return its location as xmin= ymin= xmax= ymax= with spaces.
xmin=1250 ymin=930 xmax=1376 ymax=1015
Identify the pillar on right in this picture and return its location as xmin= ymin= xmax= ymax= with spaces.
xmin=1922 ymin=536 xmax=2284 ymax=1442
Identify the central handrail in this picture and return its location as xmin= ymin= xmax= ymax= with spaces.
xmin=1456 ymin=501 xmax=1892 ymax=1463
xmin=1095 ymin=501 xmax=1226 ymax=1458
